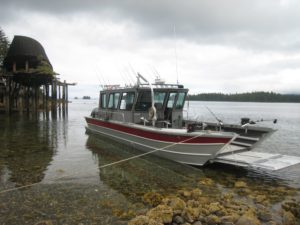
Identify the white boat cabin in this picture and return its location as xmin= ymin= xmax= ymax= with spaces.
xmin=95 ymin=81 xmax=188 ymax=129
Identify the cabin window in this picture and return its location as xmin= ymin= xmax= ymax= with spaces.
xmin=175 ymin=92 xmax=186 ymax=109
xmin=108 ymin=92 xmax=120 ymax=109
xmin=154 ymin=92 xmax=166 ymax=110
xmin=100 ymin=93 xmax=107 ymax=109
xmin=135 ymin=91 xmax=152 ymax=111
xmin=120 ymin=92 xmax=135 ymax=110
xmin=114 ymin=93 xmax=120 ymax=108
xmin=167 ymin=92 xmax=177 ymax=108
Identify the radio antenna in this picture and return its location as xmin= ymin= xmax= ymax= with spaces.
xmin=173 ymin=25 xmax=179 ymax=84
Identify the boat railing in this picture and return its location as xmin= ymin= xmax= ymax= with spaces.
xmin=138 ymin=83 xmax=183 ymax=89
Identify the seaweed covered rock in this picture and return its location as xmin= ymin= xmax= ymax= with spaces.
xmin=207 ymin=202 xmax=222 ymax=214
xmin=236 ymin=210 xmax=261 ymax=225
xmin=183 ymin=206 xmax=201 ymax=223
xmin=190 ymin=188 xmax=202 ymax=200
xmin=282 ymin=210 xmax=296 ymax=225
xmin=128 ymin=215 xmax=163 ymax=225
xmin=198 ymin=178 xmax=214 ymax=186
xmin=34 ymin=221 xmax=53 ymax=225
xmin=257 ymin=209 xmax=272 ymax=222
xmin=162 ymin=197 xmax=186 ymax=215
xmin=146 ymin=205 xmax=173 ymax=224
xmin=206 ymin=214 xmax=221 ymax=225
xmin=142 ymin=192 xmax=163 ymax=207
xmin=282 ymin=200 xmax=300 ymax=218
xmin=234 ymin=181 xmax=248 ymax=189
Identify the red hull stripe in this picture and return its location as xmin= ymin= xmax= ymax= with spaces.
xmin=86 ymin=118 xmax=231 ymax=144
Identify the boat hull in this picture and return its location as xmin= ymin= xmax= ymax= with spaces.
xmin=85 ymin=117 xmax=234 ymax=166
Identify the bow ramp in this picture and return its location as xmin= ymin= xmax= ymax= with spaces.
xmin=213 ymin=149 xmax=300 ymax=171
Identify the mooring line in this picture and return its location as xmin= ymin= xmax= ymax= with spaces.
xmin=0 ymin=133 xmax=207 ymax=195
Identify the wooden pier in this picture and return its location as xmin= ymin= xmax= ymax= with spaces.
xmin=0 ymin=35 xmax=75 ymax=115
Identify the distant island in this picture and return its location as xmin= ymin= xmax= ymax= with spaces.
xmin=189 ymin=92 xmax=300 ymax=103
xmin=83 ymin=96 xmax=91 ymax=100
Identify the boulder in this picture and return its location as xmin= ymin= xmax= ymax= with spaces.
xmin=234 ymin=181 xmax=248 ymax=188
xmin=207 ymin=202 xmax=222 ymax=214
xmin=282 ymin=201 xmax=300 ymax=218
xmin=128 ymin=215 xmax=163 ymax=225
xmin=183 ymin=206 xmax=201 ymax=223
xmin=163 ymin=197 xmax=187 ymax=215
xmin=34 ymin=221 xmax=53 ymax=225
xmin=198 ymin=178 xmax=214 ymax=186
xmin=258 ymin=210 xmax=272 ymax=222
xmin=146 ymin=205 xmax=173 ymax=224
xmin=190 ymin=188 xmax=202 ymax=200
xmin=282 ymin=210 xmax=296 ymax=225
xmin=220 ymin=215 xmax=235 ymax=224
xmin=192 ymin=221 xmax=202 ymax=225
xmin=254 ymin=195 xmax=268 ymax=204
xmin=186 ymin=200 xmax=201 ymax=208
xmin=173 ymin=215 xmax=185 ymax=224
xmin=206 ymin=214 xmax=221 ymax=225
xmin=236 ymin=210 xmax=261 ymax=225
xmin=142 ymin=192 xmax=163 ymax=207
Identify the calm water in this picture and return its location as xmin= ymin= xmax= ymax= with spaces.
xmin=0 ymin=100 xmax=300 ymax=224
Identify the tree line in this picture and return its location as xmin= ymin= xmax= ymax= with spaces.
xmin=188 ymin=92 xmax=300 ymax=103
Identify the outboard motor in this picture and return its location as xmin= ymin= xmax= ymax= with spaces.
xmin=91 ymin=108 xmax=98 ymax=118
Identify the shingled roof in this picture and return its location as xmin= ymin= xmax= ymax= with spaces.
xmin=3 ymin=35 xmax=52 ymax=71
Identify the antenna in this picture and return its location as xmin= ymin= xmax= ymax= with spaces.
xmin=173 ymin=24 xmax=179 ymax=84
xmin=95 ymin=65 xmax=108 ymax=87
xmin=152 ymin=66 xmax=160 ymax=78
xmin=128 ymin=63 xmax=139 ymax=84
xmin=94 ymin=65 xmax=105 ymax=89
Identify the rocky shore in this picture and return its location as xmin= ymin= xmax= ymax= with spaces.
xmin=128 ymin=178 xmax=300 ymax=225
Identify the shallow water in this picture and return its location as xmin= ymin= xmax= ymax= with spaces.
xmin=0 ymin=100 xmax=300 ymax=224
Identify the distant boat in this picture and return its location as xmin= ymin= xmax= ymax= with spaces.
xmin=83 ymin=96 xmax=91 ymax=100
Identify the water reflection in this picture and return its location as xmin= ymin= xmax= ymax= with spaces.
xmin=0 ymin=112 xmax=65 ymax=188
xmin=86 ymin=134 xmax=204 ymax=201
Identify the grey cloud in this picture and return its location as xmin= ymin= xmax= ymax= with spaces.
xmin=1 ymin=0 xmax=300 ymax=52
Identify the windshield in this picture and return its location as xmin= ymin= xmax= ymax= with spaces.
xmin=154 ymin=92 xmax=166 ymax=110
xmin=175 ymin=92 xmax=186 ymax=109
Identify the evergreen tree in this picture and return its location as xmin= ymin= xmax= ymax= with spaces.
xmin=0 ymin=27 xmax=10 ymax=70
xmin=189 ymin=92 xmax=300 ymax=103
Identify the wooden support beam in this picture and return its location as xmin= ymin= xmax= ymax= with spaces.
xmin=25 ymin=61 xmax=29 ymax=72
xmin=5 ymin=77 xmax=12 ymax=114
xmin=26 ymin=86 xmax=30 ymax=113
xmin=62 ymin=80 xmax=66 ymax=108
xmin=13 ymin=62 xmax=16 ymax=73
xmin=45 ymin=84 xmax=49 ymax=111
xmin=18 ymin=86 xmax=24 ymax=114
xmin=66 ymin=84 xmax=68 ymax=103
xmin=58 ymin=84 xmax=61 ymax=109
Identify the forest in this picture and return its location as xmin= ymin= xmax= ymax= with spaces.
xmin=188 ymin=92 xmax=300 ymax=103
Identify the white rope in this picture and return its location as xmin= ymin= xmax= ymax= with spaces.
xmin=0 ymin=133 xmax=205 ymax=195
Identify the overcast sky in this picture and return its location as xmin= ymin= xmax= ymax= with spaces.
xmin=1 ymin=0 xmax=300 ymax=97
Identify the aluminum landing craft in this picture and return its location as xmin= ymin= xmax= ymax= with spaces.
xmin=85 ymin=74 xmax=300 ymax=170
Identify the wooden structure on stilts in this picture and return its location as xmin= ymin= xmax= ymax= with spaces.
xmin=0 ymin=35 xmax=75 ymax=115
